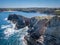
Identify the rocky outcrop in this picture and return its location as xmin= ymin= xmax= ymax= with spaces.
xmin=8 ymin=14 xmax=48 ymax=45
xmin=25 ymin=16 xmax=60 ymax=45
xmin=8 ymin=14 xmax=60 ymax=45
xmin=8 ymin=14 xmax=30 ymax=29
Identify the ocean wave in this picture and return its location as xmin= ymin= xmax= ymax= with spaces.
xmin=2 ymin=20 xmax=28 ymax=45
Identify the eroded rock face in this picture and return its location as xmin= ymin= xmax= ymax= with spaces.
xmin=26 ymin=17 xmax=48 ymax=45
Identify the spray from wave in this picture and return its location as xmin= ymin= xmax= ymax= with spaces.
xmin=1 ymin=19 xmax=28 ymax=45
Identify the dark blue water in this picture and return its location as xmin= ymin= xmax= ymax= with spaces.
xmin=0 ymin=11 xmax=48 ymax=45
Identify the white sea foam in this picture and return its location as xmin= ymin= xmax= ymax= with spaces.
xmin=2 ymin=23 xmax=28 ymax=39
xmin=4 ymin=18 xmax=8 ymax=21
xmin=2 ymin=20 xmax=28 ymax=45
xmin=3 ymin=22 xmax=16 ymax=38
xmin=1 ymin=25 xmax=12 ymax=29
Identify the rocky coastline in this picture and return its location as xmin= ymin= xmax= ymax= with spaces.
xmin=8 ymin=14 xmax=60 ymax=45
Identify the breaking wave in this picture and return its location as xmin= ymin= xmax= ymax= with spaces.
xmin=1 ymin=20 xmax=28 ymax=45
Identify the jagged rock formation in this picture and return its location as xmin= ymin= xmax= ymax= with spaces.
xmin=8 ymin=14 xmax=60 ymax=45
xmin=25 ymin=19 xmax=48 ymax=45
xmin=8 ymin=14 xmax=48 ymax=45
